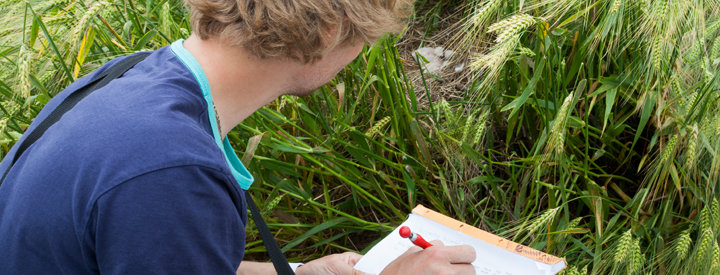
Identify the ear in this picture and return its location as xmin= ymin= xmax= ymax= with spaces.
xmin=320 ymin=17 xmax=351 ymax=51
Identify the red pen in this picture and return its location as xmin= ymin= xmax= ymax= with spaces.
xmin=399 ymin=226 xmax=433 ymax=249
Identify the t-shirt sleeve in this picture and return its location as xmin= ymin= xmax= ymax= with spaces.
xmin=90 ymin=165 xmax=246 ymax=275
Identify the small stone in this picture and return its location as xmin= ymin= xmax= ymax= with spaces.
xmin=414 ymin=46 xmax=455 ymax=74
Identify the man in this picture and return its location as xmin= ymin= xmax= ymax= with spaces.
xmin=0 ymin=1 xmax=476 ymax=274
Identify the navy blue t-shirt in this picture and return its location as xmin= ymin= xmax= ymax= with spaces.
xmin=0 ymin=46 xmax=249 ymax=274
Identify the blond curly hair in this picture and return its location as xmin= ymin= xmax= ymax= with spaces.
xmin=185 ymin=0 xmax=414 ymax=63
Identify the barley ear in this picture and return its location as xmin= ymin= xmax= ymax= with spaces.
xmin=159 ymin=2 xmax=172 ymax=37
xmin=488 ymin=14 xmax=536 ymax=44
xmin=17 ymin=45 xmax=32 ymax=100
xmin=660 ymin=135 xmax=678 ymax=164
xmin=712 ymin=198 xmax=720 ymax=231
xmin=697 ymin=229 xmax=714 ymax=262
xmin=70 ymin=2 xmax=109 ymax=49
xmin=675 ymin=230 xmax=692 ymax=261
xmin=546 ymin=93 xmax=574 ymax=157
xmin=686 ymin=40 xmax=702 ymax=63
xmin=564 ymin=265 xmax=581 ymax=275
xmin=438 ymin=100 xmax=456 ymax=126
xmin=712 ymin=241 xmax=720 ymax=272
xmin=707 ymin=19 xmax=720 ymax=40
xmin=651 ymin=38 xmax=664 ymax=72
xmin=460 ymin=114 xmax=474 ymax=143
xmin=366 ymin=116 xmax=392 ymax=138
xmin=701 ymin=205 xmax=712 ymax=232
xmin=614 ymin=230 xmax=633 ymax=264
xmin=469 ymin=0 xmax=501 ymax=28
xmin=610 ymin=0 xmax=622 ymax=13
xmin=629 ymin=238 xmax=644 ymax=274
xmin=526 ymin=207 xmax=559 ymax=236
xmin=0 ymin=118 xmax=8 ymax=137
xmin=711 ymin=37 xmax=720 ymax=62
xmin=471 ymin=110 xmax=489 ymax=146
xmin=684 ymin=124 xmax=699 ymax=171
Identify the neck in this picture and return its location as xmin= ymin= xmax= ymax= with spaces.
xmin=182 ymin=35 xmax=298 ymax=138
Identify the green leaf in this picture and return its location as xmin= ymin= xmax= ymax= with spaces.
xmin=502 ymin=58 xmax=545 ymax=119
xmin=632 ymin=94 xmax=655 ymax=150
xmin=281 ymin=217 xmax=349 ymax=252
xmin=603 ymin=88 xmax=617 ymax=132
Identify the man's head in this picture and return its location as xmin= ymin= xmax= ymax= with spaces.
xmin=185 ymin=0 xmax=414 ymax=64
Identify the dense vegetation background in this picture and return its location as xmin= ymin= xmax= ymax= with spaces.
xmin=1 ymin=0 xmax=719 ymax=273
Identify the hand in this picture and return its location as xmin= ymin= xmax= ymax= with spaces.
xmin=380 ymin=241 xmax=476 ymax=275
xmin=295 ymin=252 xmax=370 ymax=275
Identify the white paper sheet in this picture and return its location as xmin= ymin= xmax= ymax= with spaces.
xmin=354 ymin=214 xmax=565 ymax=275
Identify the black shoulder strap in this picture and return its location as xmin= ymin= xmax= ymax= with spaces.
xmin=245 ymin=189 xmax=295 ymax=275
xmin=0 ymin=52 xmax=151 ymax=183
xmin=0 ymin=52 xmax=295 ymax=275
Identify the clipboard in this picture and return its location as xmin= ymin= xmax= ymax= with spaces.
xmin=354 ymin=205 xmax=567 ymax=274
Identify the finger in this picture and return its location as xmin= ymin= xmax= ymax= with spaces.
xmin=404 ymin=245 xmax=423 ymax=254
xmin=352 ymin=268 xmax=373 ymax=275
xmin=444 ymin=245 xmax=476 ymax=264
xmin=343 ymin=252 xmax=364 ymax=265
xmin=449 ymin=263 xmax=476 ymax=275
xmin=429 ymin=240 xmax=444 ymax=246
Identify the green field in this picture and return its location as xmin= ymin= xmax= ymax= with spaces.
xmin=1 ymin=0 xmax=719 ymax=273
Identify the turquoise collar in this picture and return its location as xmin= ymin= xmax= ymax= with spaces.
xmin=170 ymin=39 xmax=254 ymax=190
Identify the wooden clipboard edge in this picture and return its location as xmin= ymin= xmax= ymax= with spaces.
xmin=412 ymin=205 xmax=567 ymax=268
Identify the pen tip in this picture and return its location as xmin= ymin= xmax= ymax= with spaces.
xmin=399 ymin=226 xmax=411 ymax=238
